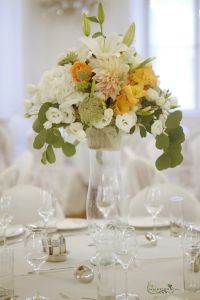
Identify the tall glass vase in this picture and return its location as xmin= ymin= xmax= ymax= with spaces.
xmin=86 ymin=127 xmax=122 ymax=231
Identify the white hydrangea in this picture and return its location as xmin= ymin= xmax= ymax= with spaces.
xmin=95 ymin=108 xmax=113 ymax=129
xmin=151 ymin=120 xmax=163 ymax=136
xmin=46 ymin=107 xmax=63 ymax=124
xmin=68 ymin=122 xmax=86 ymax=141
xmin=59 ymin=104 xmax=76 ymax=124
xmin=115 ymin=112 xmax=137 ymax=133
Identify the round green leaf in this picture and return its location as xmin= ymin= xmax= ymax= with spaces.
xmin=166 ymin=111 xmax=182 ymax=129
xmin=62 ymin=142 xmax=76 ymax=157
xmin=46 ymin=145 xmax=56 ymax=164
xmin=139 ymin=126 xmax=147 ymax=138
xmin=33 ymin=129 xmax=47 ymax=149
xmin=156 ymin=134 xmax=169 ymax=150
xmin=167 ymin=126 xmax=185 ymax=144
xmin=41 ymin=151 xmax=47 ymax=165
xmin=32 ymin=118 xmax=43 ymax=133
xmin=46 ymin=129 xmax=60 ymax=145
xmin=38 ymin=103 xmax=51 ymax=124
xmin=156 ymin=153 xmax=171 ymax=170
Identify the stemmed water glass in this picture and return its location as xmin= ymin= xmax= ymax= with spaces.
xmin=144 ymin=186 xmax=163 ymax=235
xmin=25 ymin=229 xmax=49 ymax=300
xmin=38 ymin=191 xmax=55 ymax=231
xmin=0 ymin=195 xmax=13 ymax=246
xmin=114 ymin=223 xmax=139 ymax=300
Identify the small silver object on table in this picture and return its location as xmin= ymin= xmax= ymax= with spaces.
xmin=45 ymin=234 xmax=67 ymax=262
xmin=74 ymin=265 xmax=94 ymax=283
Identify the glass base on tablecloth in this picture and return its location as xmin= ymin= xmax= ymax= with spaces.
xmin=116 ymin=292 xmax=140 ymax=300
xmin=26 ymin=296 xmax=48 ymax=300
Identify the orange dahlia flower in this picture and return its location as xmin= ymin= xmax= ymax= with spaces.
xmin=70 ymin=61 xmax=92 ymax=82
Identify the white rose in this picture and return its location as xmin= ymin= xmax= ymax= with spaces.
xmin=68 ymin=122 xmax=86 ymax=141
xmin=95 ymin=108 xmax=113 ymax=129
xmin=59 ymin=104 xmax=76 ymax=124
xmin=151 ymin=120 xmax=163 ymax=136
xmin=46 ymin=107 xmax=63 ymax=124
xmin=115 ymin=112 xmax=137 ymax=133
xmin=146 ymin=88 xmax=160 ymax=102
xmin=43 ymin=121 xmax=52 ymax=129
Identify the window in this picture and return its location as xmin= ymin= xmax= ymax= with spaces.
xmin=131 ymin=0 xmax=199 ymax=111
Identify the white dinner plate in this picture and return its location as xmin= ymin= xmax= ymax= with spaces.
xmin=57 ymin=218 xmax=88 ymax=231
xmin=5 ymin=225 xmax=25 ymax=238
xmin=129 ymin=216 xmax=170 ymax=229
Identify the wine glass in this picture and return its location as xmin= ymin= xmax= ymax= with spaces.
xmin=25 ymin=229 xmax=49 ymax=300
xmin=114 ymin=223 xmax=139 ymax=300
xmin=144 ymin=186 xmax=163 ymax=235
xmin=0 ymin=195 xmax=13 ymax=246
xmin=38 ymin=191 xmax=55 ymax=231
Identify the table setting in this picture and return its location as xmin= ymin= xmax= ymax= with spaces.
xmin=1 ymin=1 xmax=198 ymax=300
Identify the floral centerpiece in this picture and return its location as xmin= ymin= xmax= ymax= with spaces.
xmin=25 ymin=2 xmax=185 ymax=170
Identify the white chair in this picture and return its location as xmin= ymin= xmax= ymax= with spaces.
xmin=13 ymin=150 xmax=34 ymax=184
xmin=0 ymin=165 xmax=19 ymax=194
xmin=128 ymin=183 xmax=200 ymax=222
xmin=3 ymin=185 xmax=64 ymax=225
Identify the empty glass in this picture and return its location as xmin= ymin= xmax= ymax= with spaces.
xmin=38 ymin=191 xmax=55 ymax=231
xmin=169 ymin=196 xmax=184 ymax=237
xmin=144 ymin=186 xmax=163 ymax=235
xmin=25 ymin=229 xmax=49 ymax=300
xmin=0 ymin=248 xmax=14 ymax=299
xmin=182 ymin=224 xmax=200 ymax=291
xmin=0 ymin=195 xmax=13 ymax=246
xmin=114 ymin=223 xmax=139 ymax=300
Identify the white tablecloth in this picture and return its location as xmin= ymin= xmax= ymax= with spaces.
xmin=9 ymin=231 xmax=199 ymax=300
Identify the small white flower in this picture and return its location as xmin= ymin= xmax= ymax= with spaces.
xmin=146 ymin=88 xmax=160 ymax=102
xmin=46 ymin=107 xmax=63 ymax=124
xmin=156 ymin=96 xmax=165 ymax=106
xmin=68 ymin=122 xmax=86 ymax=141
xmin=151 ymin=120 xmax=163 ymax=137
xmin=95 ymin=108 xmax=113 ymax=129
xmin=43 ymin=121 xmax=52 ymax=129
xmin=159 ymin=113 xmax=168 ymax=127
xmin=162 ymin=100 xmax=171 ymax=110
xmin=115 ymin=112 xmax=137 ymax=133
xmin=59 ymin=104 xmax=76 ymax=124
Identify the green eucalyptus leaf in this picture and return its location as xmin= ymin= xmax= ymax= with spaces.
xmin=167 ymin=126 xmax=185 ymax=144
xmin=139 ymin=126 xmax=147 ymax=138
xmin=130 ymin=126 xmax=136 ymax=134
xmin=82 ymin=13 xmax=91 ymax=36
xmin=38 ymin=103 xmax=51 ymax=124
xmin=33 ymin=129 xmax=47 ymax=149
xmin=123 ymin=22 xmax=135 ymax=47
xmin=87 ymin=16 xmax=99 ymax=23
xmin=41 ymin=151 xmax=47 ymax=165
xmin=46 ymin=145 xmax=56 ymax=164
xmin=32 ymin=118 xmax=43 ymax=133
xmin=98 ymin=2 xmax=104 ymax=24
xmin=156 ymin=134 xmax=169 ymax=150
xmin=166 ymin=110 xmax=182 ymax=129
xmin=156 ymin=153 xmax=171 ymax=170
xmin=46 ymin=129 xmax=60 ymax=145
xmin=92 ymin=32 xmax=103 ymax=38
xmin=62 ymin=142 xmax=76 ymax=157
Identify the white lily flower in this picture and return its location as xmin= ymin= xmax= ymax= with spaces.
xmin=80 ymin=34 xmax=128 ymax=58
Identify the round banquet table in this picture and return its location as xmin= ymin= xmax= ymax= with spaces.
xmin=7 ymin=228 xmax=200 ymax=300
